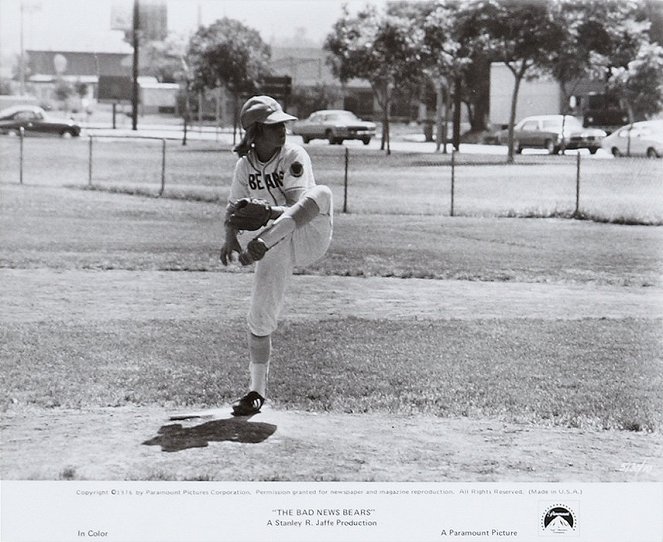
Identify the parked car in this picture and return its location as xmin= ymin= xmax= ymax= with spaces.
xmin=583 ymin=108 xmax=629 ymax=135
xmin=600 ymin=120 xmax=663 ymax=158
xmin=291 ymin=110 xmax=376 ymax=145
xmin=0 ymin=105 xmax=81 ymax=137
xmin=497 ymin=115 xmax=606 ymax=154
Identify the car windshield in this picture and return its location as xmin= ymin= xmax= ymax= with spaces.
xmin=326 ymin=112 xmax=359 ymax=122
xmin=0 ymin=108 xmax=44 ymax=120
xmin=541 ymin=117 xmax=582 ymax=130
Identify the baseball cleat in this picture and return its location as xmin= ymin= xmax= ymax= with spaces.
xmin=239 ymin=238 xmax=268 ymax=265
xmin=231 ymin=391 xmax=265 ymax=416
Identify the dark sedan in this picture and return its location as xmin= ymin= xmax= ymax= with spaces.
xmin=497 ymin=115 xmax=605 ymax=154
xmin=0 ymin=105 xmax=81 ymax=137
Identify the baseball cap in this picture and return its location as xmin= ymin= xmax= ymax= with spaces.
xmin=240 ymin=95 xmax=297 ymax=129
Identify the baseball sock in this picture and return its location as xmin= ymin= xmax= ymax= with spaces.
xmin=249 ymin=333 xmax=271 ymax=397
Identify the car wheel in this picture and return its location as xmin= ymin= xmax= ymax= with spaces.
xmin=302 ymin=136 xmax=310 ymax=144
xmin=326 ymin=130 xmax=334 ymax=145
xmin=646 ymin=147 xmax=660 ymax=158
xmin=362 ymin=137 xmax=371 ymax=145
xmin=514 ymin=141 xmax=522 ymax=154
xmin=6 ymin=129 xmax=20 ymax=137
xmin=589 ymin=147 xmax=598 ymax=155
xmin=611 ymin=147 xmax=622 ymax=157
xmin=60 ymin=130 xmax=73 ymax=139
xmin=544 ymin=139 xmax=555 ymax=154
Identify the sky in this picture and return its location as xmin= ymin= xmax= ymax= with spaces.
xmin=0 ymin=0 xmax=392 ymax=57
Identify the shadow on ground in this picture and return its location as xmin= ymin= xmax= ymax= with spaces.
xmin=143 ymin=417 xmax=277 ymax=452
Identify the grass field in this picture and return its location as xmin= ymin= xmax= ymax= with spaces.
xmin=2 ymin=315 xmax=661 ymax=432
xmin=1 ymin=136 xmax=662 ymax=223
xmin=1 ymin=136 xmax=662 ymax=482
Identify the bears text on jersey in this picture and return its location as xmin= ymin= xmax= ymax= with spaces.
xmin=248 ymin=171 xmax=285 ymax=190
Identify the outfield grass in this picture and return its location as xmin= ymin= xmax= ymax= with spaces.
xmin=1 ymin=136 xmax=661 ymax=224
xmin=1 ymin=184 xmax=661 ymax=286
xmin=2 ymin=317 xmax=661 ymax=432
xmin=1 ymin=145 xmax=661 ymax=437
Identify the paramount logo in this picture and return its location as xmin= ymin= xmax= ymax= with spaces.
xmin=540 ymin=504 xmax=578 ymax=536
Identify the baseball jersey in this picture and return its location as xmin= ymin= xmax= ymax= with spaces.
xmin=229 ymin=142 xmax=316 ymax=207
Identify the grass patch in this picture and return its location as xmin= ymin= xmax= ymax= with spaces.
xmin=2 ymin=317 xmax=661 ymax=432
xmin=75 ymin=183 xmax=663 ymax=226
xmin=77 ymin=183 xmax=225 ymax=204
xmin=2 ymin=185 xmax=661 ymax=285
xmin=2 ymin=136 xmax=661 ymax=224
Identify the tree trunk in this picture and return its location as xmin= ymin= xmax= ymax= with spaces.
xmin=435 ymin=79 xmax=444 ymax=153
xmin=382 ymin=102 xmax=391 ymax=155
xmin=376 ymin=81 xmax=392 ymax=155
xmin=464 ymin=101 xmax=474 ymax=129
xmin=453 ymin=75 xmax=462 ymax=151
xmin=469 ymin=54 xmax=491 ymax=133
xmin=233 ymin=93 xmax=239 ymax=146
xmin=625 ymin=101 xmax=635 ymax=124
xmin=507 ymin=64 xmax=525 ymax=164
xmin=444 ymin=83 xmax=451 ymax=155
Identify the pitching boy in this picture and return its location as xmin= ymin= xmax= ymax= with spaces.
xmin=220 ymin=95 xmax=333 ymax=416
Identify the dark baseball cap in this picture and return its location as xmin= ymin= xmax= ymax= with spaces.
xmin=240 ymin=95 xmax=297 ymax=129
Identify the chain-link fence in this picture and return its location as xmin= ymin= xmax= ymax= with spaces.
xmin=1 ymin=134 xmax=661 ymax=224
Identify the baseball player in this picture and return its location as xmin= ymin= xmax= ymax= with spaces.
xmin=220 ymin=95 xmax=333 ymax=416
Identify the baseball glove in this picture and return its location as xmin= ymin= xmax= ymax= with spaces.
xmin=227 ymin=198 xmax=272 ymax=231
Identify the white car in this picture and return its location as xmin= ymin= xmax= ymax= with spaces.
xmin=291 ymin=110 xmax=376 ymax=145
xmin=601 ymin=120 xmax=663 ymax=158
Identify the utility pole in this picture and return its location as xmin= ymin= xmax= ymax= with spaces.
xmin=19 ymin=1 xmax=25 ymax=95
xmin=131 ymin=0 xmax=140 ymax=131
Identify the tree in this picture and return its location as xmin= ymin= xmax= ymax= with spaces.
xmin=53 ymin=79 xmax=73 ymax=110
xmin=471 ymin=0 xmax=566 ymax=162
xmin=547 ymin=1 xmax=601 ymax=108
xmin=144 ymin=33 xmax=190 ymax=84
xmin=608 ymin=42 xmax=663 ymax=120
xmin=324 ymin=5 xmax=423 ymax=154
xmin=542 ymin=0 xmax=610 ymax=152
xmin=74 ymin=81 xmax=88 ymax=100
xmin=544 ymin=0 xmax=659 ymax=144
xmin=418 ymin=0 xmax=478 ymax=151
xmin=188 ymin=18 xmax=272 ymax=139
xmin=288 ymin=84 xmax=344 ymax=118
xmin=578 ymin=0 xmax=659 ymax=122
xmin=0 ymin=78 xmax=13 ymax=95
xmin=143 ymin=32 xmax=196 ymax=143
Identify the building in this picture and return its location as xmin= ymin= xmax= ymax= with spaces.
xmin=489 ymin=63 xmax=628 ymax=132
xmin=24 ymin=49 xmax=179 ymax=114
xmin=270 ymin=47 xmax=375 ymax=118
xmin=19 ymin=45 xmax=417 ymax=123
xmin=25 ymin=50 xmax=131 ymax=106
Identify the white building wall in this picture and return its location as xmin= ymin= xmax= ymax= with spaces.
xmin=490 ymin=63 xmax=562 ymax=127
xmin=139 ymin=84 xmax=180 ymax=114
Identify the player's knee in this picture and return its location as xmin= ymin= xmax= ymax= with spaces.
xmin=248 ymin=317 xmax=278 ymax=337
xmin=306 ymin=185 xmax=332 ymax=214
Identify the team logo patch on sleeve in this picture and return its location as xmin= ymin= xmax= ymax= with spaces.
xmin=290 ymin=161 xmax=304 ymax=177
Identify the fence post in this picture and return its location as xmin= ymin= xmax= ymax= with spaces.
xmin=160 ymin=138 xmax=166 ymax=196
xmin=343 ymin=146 xmax=349 ymax=213
xmin=19 ymin=127 xmax=24 ymax=185
xmin=574 ymin=152 xmax=581 ymax=216
xmin=88 ymin=136 xmax=93 ymax=186
xmin=450 ymin=150 xmax=455 ymax=217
